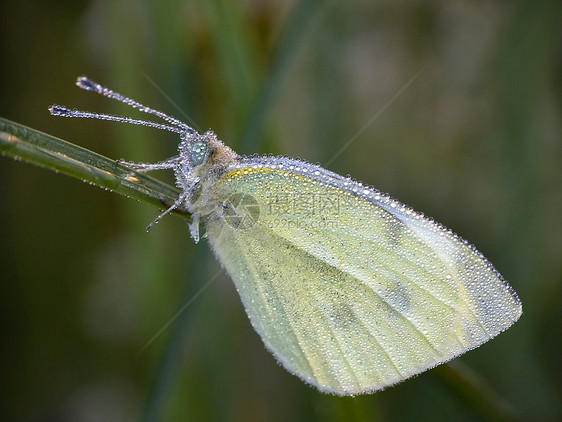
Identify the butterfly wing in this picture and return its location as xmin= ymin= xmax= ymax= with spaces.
xmin=202 ymin=160 xmax=521 ymax=395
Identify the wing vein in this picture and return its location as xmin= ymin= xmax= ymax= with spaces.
xmin=261 ymin=224 xmax=450 ymax=354
xmin=266 ymin=215 xmax=457 ymax=311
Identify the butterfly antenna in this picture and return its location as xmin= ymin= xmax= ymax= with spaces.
xmin=49 ymin=76 xmax=196 ymax=135
xmin=49 ymin=105 xmax=186 ymax=133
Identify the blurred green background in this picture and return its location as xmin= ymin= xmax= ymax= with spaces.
xmin=1 ymin=1 xmax=561 ymax=421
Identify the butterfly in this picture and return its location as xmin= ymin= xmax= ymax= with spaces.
xmin=50 ymin=76 xmax=522 ymax=395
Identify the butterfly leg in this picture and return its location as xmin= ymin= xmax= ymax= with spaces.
xmin=145 ymin=189 xmax=191 ymax=231
xmin=117 ymin=157 xmax=180 ymax=173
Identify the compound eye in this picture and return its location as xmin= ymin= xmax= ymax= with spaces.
xmin=190 ymin=141 xmax=208 ymax=166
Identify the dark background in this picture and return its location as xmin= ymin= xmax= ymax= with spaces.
xmin=1 ymin=1 xmax=561 ymax=421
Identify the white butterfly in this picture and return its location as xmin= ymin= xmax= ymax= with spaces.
xmin=50 ymin=77 xmax=522 ymax=395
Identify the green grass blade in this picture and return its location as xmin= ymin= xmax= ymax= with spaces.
xmin=0 ymin=117 xmax=190 ymax=222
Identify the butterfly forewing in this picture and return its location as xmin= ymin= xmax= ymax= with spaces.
xmin=201 ymin=159 xmax=521 ymax=395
